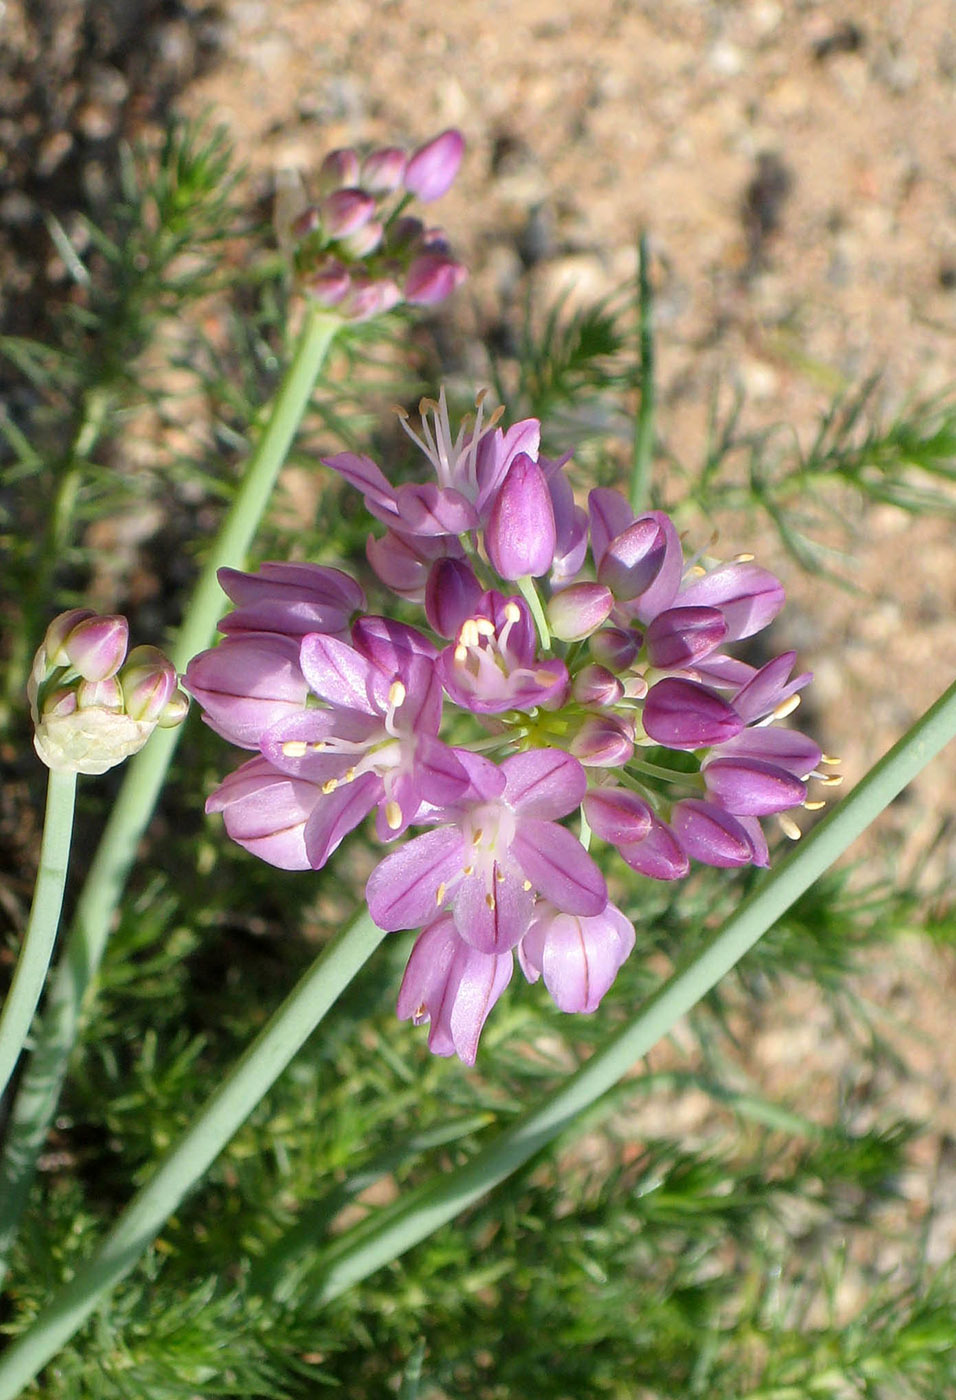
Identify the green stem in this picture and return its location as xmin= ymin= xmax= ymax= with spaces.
xmin=0 ymin=770 xmax=77 ymax=1102
xmin=515 ymin=575 xmax=551 ymax=650
xmin=301 ymin=676 xmax=956 ymax=1305
xmin=0 ymin=306 xmax=341 ymax=1285
xmin=629 ymin=231 xmax=656 ymax=513
xmin=0 ymin=911 xmax=385 ymax=1400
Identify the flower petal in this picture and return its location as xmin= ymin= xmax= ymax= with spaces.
xmin=511 ymin=818 xmax=607 ymax=914
xmin=366 ymin=827 xmax=465 ymax=930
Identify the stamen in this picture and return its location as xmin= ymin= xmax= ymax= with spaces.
xmin=733 ymin=552 xmax=755 ymax=563
xmin=463 ymin=864 xmax=474 ymax=876
xmin=413 ymin=1002 xmax=428 ymax=1026
xmin=388 ymin=679 xmax=406 ymax=708
xmin=821 ymin=753 xmax=841 ymax=766
xmin=282 ymin=740 xmax=308 ymax=758
xmin=435 ymin=882 xmax=446 ymax=906
xmin=522 ymin=879 xmax=532 ymax=892
xmin=474 ymin=617 xmax=496 ymax=637
xmin=321 ymin=778 xmax=337 ymax=794
xmin=819 ymin=774 xmax=844 ymax=787
xmin=344 ymin=767 xmax=356 ymax=783
xmin=471 ymin=828 xmax=483 ymax=845
xmin=773 ymin=695 xmax=801 ymax=720
xmin=385 ymin=799 xmax=403 ymax=830
xmin=485 ymin=893 xmax=496 ymax=910
xmin=803 ymin=800 xmax=827 ymax=811
xmin=778 ymin=814 xmax=802 ymax=840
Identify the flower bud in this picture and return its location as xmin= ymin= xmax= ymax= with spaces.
xmin=42 ymin=609 xmax=96 ymax=665
xmin=57 ymin=613 xmax=129 ymax=681
xmin=642 ymin=677 xmax=744 ymax=750
xmin=404 ymin=253 xmax=467 ymax=305
xmin=519 ymin=901 xmax=635 ymax=1014
xmin=316 ymin=146 xmax=360 ymax=193
xmin=321 ymin=188 xmax=377 ymax=239
xmin=157 ymin=690 xmax=190 ymax=729
xmin=571 ymin=664 xmax=624 ymax=707
xmin=306 ymin=260 xmax=351 ymax=306
xmin=119 ymin=645 xmax=179 ymax=722
xmin=424 ymin=557 xmax=483 ymax=638
xmin=343 ymin=276 xmax=403 ymax=322
xmin=547 ymin=583 xmax=614 ymax=642
xmin=404 ymin=129 xmax=464 ymax=202
xmin=361 ymin=146 xmax=407 ymax=192
xmin=485 ymin=454 xmax=556 ymax=580
xmin=338 ymin=219 xmax=384 ymax=259
xmin=396 ymin=913 xmax=512 ymax=1064
xmin=568 ymin=715 xmax=633 ymax=767
xmin=644 ymin=606 xmax=728 ymax=671
xmin=76 ymin=676 xmax=125 ymax=712
xmin=588 ymin=626 xmax=641 ymax=673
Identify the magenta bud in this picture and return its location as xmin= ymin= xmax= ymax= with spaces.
xmin=290 ymin=206 xmax=322 ymax=239
xmin=76 ymin=676 xmax=125 ymax=712
xmin=485 ymin=454 xmax=556 ymax=580
xmin=338 ymin=218 xmax=384 ymax=259
xmin=386 ymin=215 xmax=425 ymax=252
xmin=588 ymin=626 xmax=641 ymax=673
xmin=571 ymin=664 xmax=624 ymax=707
xmin=316 ymin=146 xmax=360 ymax=193
xmin=40 ymin=686 xmax=78 ymax=719
xmin=702 ymin=757 xmax=807 ymax=816
xmin=404 ymin=129 xmax=464 ymax=202
xmin=425 ymin=557 xmax=483 ymax=638
xmin=43 ymin=608 xmax=96 ymax=664
xmin=547 ymin=583 xmax=614 ymax=642
xmin=596 ymin=516 xmax=669 ymax=601
xmin=361 ymin=146 xmax=407 ymax=192
xmin=404 ymin=253 xmax=467 ymax=305
xmin=671 ymin=799 xmax=762 ymax=868
xmin=645 ymin=606 xmax=727 ymax=670
xmin=568 ymin=714 xmax=633 ymax=767
xmin=218 ymin=561 xmax=365 ymax=638
xmin=642 ymin=677 xmax=744 ymax=750
xmin=61 ymin=614 xmax=129 ymax=681
xmin=307 ymin=261 xmax=351 ymax=306
xmin=184 ymin=633 xmax=309 ymax=748
xmin=321 ymin=188 xmax=377 ymax=239
xmin=344 ymin=276 xmax=403 ymax=322
xmin=583 ymin=787 xmax=654 ymax=846
xmin=120 ymin=645 xmax=178 ymax=722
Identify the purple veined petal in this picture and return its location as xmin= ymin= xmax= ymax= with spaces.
xmin=583 ymin=787 xmax=654 ymax=845
xmin=733 ymin=651 xmax=812 ymax=723
xmin=366 ymin=530 xmax=431 ymax=599
xmin=425 ymin=557 xmax=484 ymax=638
xmin=453 ymin=859 xmax=535 ymax=954
xmin=454 ymin=749 xmax=508 ymax=804
xmin=416 ymin=736 xmax=471 ymax=807
xmin=184 ymin=633 xmax=309 ymax=748
xmin=512 ymin=818 xmax=607 ymax=915
xmin=392 ymin=480 xmax=478 ymax=536
xmin=737 ymin=814 xmax=769 ymax=868
xmin=520 ymin=901 xmax=636 ymax=1014
xmin=299 ymin=633 xmax=379 ymax=714
xmin=353 ymin=615 xmax=439 ymax=665
xmin=322 ymin=451 xmax=400 ymax=522
xmin=644 ymin=606 xmax=728 ymax=670
xmin=714 ymin=725 xmax=822 ymax=777
xmin=596 ymin=515 xmax=669 ymax=602
xmin=217 ymin=562 xmax=365 ymax=637
xmin=703 ymin=756 xmax=807 ymax=815
xmin=550 ymin=502 xmax=589 ymax=584
xmin=206 ymin=755 xmax=318 ymax=871
xmin=588 ymin=488 xmax=635 ymax=568
xmin=366 ymin=826 xmax=465 ymax=931
xmin=671 ymin=799 xmax=759 ymax=868
xmin=693 ymin=653 xmax=758 ymax=690
xmin=643 ymin=677 xmax=745 ymax=750
xmin=571 ymin=664 xmax=624 ymax=707
xmin=260 ymin=707 xmax=374 ymax=779
xmin=374 ymin=767 xmax=423 ymax=841
xmin=484 ymin=454 xmax=557 ymax=580
xmin=397 ymin=915 xmax=512 ymax=1065
xmin=304 ymin=770 xmax=381 ymax=869
xmin=678 ymin=563 xmax=785 ymax=641
xmin=404 ymin=129 xmax=464 ymax=202
xmin=618 ymin=814 xmax=690 ymax=880
xmin=502 ymin=748 xmax=588 ymax=819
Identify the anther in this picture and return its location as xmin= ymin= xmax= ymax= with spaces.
xmin=803 ymin=800 xmax=827 ymax=811
xmin=282 ymin=740 xmax=308 ymax=758
xmin=388 ymin=679 xmax=406 ymax=708
xmin=522 ymin=879 xmax=532 ymax=892
xmin=821 ymin=754 xmax=841 ymax=766
xmin=819 ymin=774 xmax=844 ymax=787
xmin=778 ymin=814 xmax=802 ymax=840
xmin=733 ymin=552 xmax=755 ymax=563
xmin=321 ymin=778 xmax=338 ymax=794
xmin=385 ymin=799 xmax=403 ymax=830
xmin=344 ymin=766 xmax=356 ymax=783
xmin=503 ymin=601 xmax=521 ymax=624
xmin=485 ymin=893 xmax=496 ymax=910
xmin=435 ymin=882 xmax=446 ymax=906
xmin=773 ymin=695 xmax=801 ymax=720
xmin=471 ymin=828 xmax=483 ymax=845
xmin=474 ymin=617 xmax=496 ymax=637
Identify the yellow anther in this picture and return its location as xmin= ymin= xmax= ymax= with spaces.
xmin=388 ymin=679 xmax=406 ymax=708
xmin=688 ymin=564 xmax=707 ymax=577
xmin=773 ymin=695 xmax=801 ymax=720
xmin=344 ymin=766 xmax=356 ymax=783
xmin=803 ymin=800 xmax=827 ymax=811
xmin=778 ymin=814 xmax=802 ymax=840
xmin=475 ymin=617 xmax=497 ymax=637
xmin=463 ymin=864 xmax=474 ymax=876
xmin=435 ymin=882 xmax=446 ymax=906
xmin=487 ymin=404 xmax=505 ymax=427
xmin=819 ymin=774 xmax=844 ymax=787
xmin=418 ymin=395 xmax=438 ymax=416
xmin=321 ymin=778 xmax=338 ymax=794
xmin=282 ymin=740 xmax=308 ymax=758
xmin=413 ymin=1001 xmax=428 ymax=1025
xmin=454 ymin=643 xmax=468 ymax=663
xmin=485 ymin=893 xmax=496 ymax=910
xmin=385 ymin=800 xmax=403 ymax=830
xmin=821 ymin=753 xmax=841 ymax=766
xmin=503 ymin=601 xmax=522 ymax=624
xmin=471 ymin=828 xmax=483 ymax=845
xmin=459 ymin=619 xmax=481 ymax=649
xmin=522 ymin=879 xmax=532 ymax=892
xmin=496 ymin=869 xmax=505 ymax=882
xmin=392 ymin=403 xmax=410 ymax=421
xmin=733 ymin=552 xmax=755 ymax=563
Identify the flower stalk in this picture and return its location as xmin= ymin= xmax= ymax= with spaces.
xmin=0 ymin=769 xmax=76 ymax=1102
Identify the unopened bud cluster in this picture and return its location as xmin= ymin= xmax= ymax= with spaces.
xmin=275 ymin=130 xmax=467 ymax=320
xmin=29 ymin=610 xmax=188 ymax=774
xmin=186 ymin=389 xmax=832 ymax=1064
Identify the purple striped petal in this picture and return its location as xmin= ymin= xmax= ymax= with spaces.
xmin=304 ymin=771 xmax=380 ymax=869
xmin=644 ymin=606 xmax=728 ymax=670
xmin=715 ymin=726 xmax=822 ymax=777
xmin=618 ymin=814 xmax=690 ymax=881
xmin=511 ymin=818 xmax=607 ymax=915
xmin=453 ymin=860 xmax=535 ymax=953
xmin=485 ymin=454 xmax=557 ymax=580
xmin=299 ymin=633 xmax=378 ymax=714
xmin=583 ymin=788 xmax=654 ymax=845
xmin=322 ymin=452 xmax=400 ymax=522
xmin=397 ymin=915 xmax=512 ymax=1065
xmin=588 ymin=488 xmax=635 ymax=568
xmin=703 ymin=757 xmax=807 ymax=815
xmin=733 ymin=652 xmax=812 ymax=722
xmin=671 ymin=799 xmax=759 ymax=868
xmin=502 ymin=749 xmax=587 ymax=819
xmin=520 ymin=901 xmax=635 ymax=1013
xmin=366 ymin=827 xmax=465 ymax=930
xmin=679 ymin=563 xmax=784 ymax=640
xmin=206 ymin=756 xmax=317 ymax=870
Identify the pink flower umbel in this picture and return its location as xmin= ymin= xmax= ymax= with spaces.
xmin=190 ymin=389 xmax=826 ymax=1063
